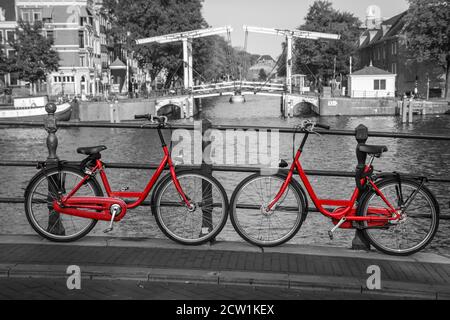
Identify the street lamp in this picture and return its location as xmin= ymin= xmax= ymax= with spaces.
xmin=426 ymin=73 xmax=430 ymax=100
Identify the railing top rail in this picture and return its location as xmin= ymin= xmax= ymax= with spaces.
xmin=1 ymin=160 xmax=449 ymax=183
xmin=1 ymin=121 xmax=449 ymax=141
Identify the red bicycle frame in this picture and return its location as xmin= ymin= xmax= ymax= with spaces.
xmin=53 ymin=126 xmax=192 ymax=222
xmin=267 ymin=131 xmax=399 ymax=227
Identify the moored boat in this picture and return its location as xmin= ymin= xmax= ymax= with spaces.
xmin=0 ymin=96 xmax=72 ymax=121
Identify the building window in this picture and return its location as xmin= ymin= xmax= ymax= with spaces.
xmin=22 ymin=11 xmax=31 ymax=22
xmin=0 ymin=31 xmax=3 ymax=44
xmin=46 ymin=30 xmax=54 ymax=42
xmin=392 ymin=42 xmax=398 ymax=55
xmin=374 ymin=79 xmax=386 ymax=90
xmin=33 ymin=12 xmax=42 ymax=22
xmin=6 ymin=30 xmax=14 ymax=43
xmin=79 ymin=31 xmax=85 ymax=48
xmin=391 ymin=63 xmax=397 ymax=74
xmin=80 ymin=56 xmax=85 ymax=67
xmin=54 ymin=76 xmax=58 ymax=83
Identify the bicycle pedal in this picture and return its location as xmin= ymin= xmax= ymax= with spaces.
xmin=103 ymin=227 xmax=114 ymax=233
xmin=328 ymin=230 xmax=334 ymax=240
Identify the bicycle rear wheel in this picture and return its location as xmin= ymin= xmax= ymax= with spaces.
xmin=230 ymin=174 xmax=307 ymax=247
xmin=24 ymin=166 xmax=103 ymax=242
xmin=152 ymin=171 xmax=228 ymax=245
xmin=358 ymin=178 xmax=439 ymax=256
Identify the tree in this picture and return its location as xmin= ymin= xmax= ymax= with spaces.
xmin=293 ymin=0 xmax=361 ymax=84
xmin=9 ymin=20 xmax=59 ymax=94
xmin=0 ymin=44 xmax=9 ymax=88
xmin=404 ymin=0 xmax=450 ymax=98
xmin=102 ymin=0 xmax=213 ymax=84
xmin=258 ymin=68 xmax=267 ymax=81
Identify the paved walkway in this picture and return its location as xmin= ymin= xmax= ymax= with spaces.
xmin=0 ymin=235 xmax=449 ymax=299
xmin=0 ymin=278 xmax=402 ymax=300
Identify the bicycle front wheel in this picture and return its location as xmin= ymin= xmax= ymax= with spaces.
xmin=230 ymin=174 xmax=307 ymax=247
xmin=152 ymin=171 xmax=229 ymax=245
xmin=358 ymin=178 xmax=439 ymax=256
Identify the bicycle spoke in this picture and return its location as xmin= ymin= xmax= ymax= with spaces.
xmin=232 ymin=175 xmax=304 ymax=246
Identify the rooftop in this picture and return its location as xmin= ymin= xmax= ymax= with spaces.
xmin=351 ymin=64 xmax=394 ymax=76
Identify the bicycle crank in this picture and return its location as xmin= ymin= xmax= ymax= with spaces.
xmin=328 ymin=217 xmax=347 ymax=240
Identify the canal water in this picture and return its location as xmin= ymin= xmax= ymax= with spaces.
xmin=1 ymin=95 xmax=449 ymax=256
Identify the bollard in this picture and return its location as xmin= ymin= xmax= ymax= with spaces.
xmin=44 ymin=103 xmax=65 ymax=235
xmin=109 ymin=102 xmax=114 ymax=123
xmin=408 ymin=98 xmax=413 ymax=124
xmin=352 ymin=124 xmax=371 ymax=251
xmin=200 ymin=119 xmax=214 ymax=243
xmin=401 ymin=99 xmax=407 ymax=123
xmin=115 ymin=99 xmax=120 ymax=123
xmin=280 ymin=93 xmax=286 ymax=119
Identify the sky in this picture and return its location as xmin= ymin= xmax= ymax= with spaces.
xmin=202 ymin=0 xmax=409 ymax=58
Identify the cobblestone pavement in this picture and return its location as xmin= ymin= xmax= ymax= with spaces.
xmin=1 ymin=242 xmax=450 ymax=286
xmin=0 ymin=278 xmax=408 ymax=300
xmin=1 ymin=236 xmax=450 ymax=300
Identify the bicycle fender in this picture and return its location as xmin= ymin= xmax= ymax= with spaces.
xmin=149 ymin=168 xmax=200 ymax=214
xmin=275 ymin=171 xmax=309 ymax=217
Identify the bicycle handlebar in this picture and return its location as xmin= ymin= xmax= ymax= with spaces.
xmin=299 ymin=120 xmax=330 ymax=131
xmin=315 ymin=123 xmax=330 ymax=130
xmin=134 ymin=114 xmax=168 ymax=125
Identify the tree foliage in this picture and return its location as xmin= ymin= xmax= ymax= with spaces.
xmin=102 ymin=0 xmax=215 ymax=82
xmin=404 ymin=0 xmax=450 ymax=97
xmin=258 ymin=68 xmax=267 ymax=81
xmin=102 ymin=0 xmax=258 ymax=84
xmin=293 ymin=0 xmax=361 ymax=84
xmin=9 ymin=20 xmax=59 ymax=91
xmin=0 ymin=44 xmax=9 ymax=79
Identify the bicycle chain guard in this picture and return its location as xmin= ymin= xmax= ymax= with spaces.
xmin=53 ymin=197 xmax=127 ymax=222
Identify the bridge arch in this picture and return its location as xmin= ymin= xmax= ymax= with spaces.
xmin=156 ymin=103 xmax=182 ymax=119
xmin=293 ymin=101 xmax=315 ymax=116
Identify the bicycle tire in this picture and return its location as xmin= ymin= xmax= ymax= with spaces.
xmin=358 ymin=177 xmax=439 ymax=256
xmin=230 ymin=173 xmax=307 ymax=247
xmin=152 ymin=171 xmax=229 ymax=245
xmin=24 ymin=165 xmax=103 ymax=242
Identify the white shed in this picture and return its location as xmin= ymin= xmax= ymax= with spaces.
xmin=348 ymin=64 xmax=396 ymax=98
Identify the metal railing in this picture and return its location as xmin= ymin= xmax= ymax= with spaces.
xmin=1 ymin=117 xmax=450 ymax=221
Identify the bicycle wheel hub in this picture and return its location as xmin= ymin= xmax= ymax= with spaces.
xmin=187 ymin=203 xmax=197 ymax=212
xmin=260 ymin=205 xmax=273 ymax=216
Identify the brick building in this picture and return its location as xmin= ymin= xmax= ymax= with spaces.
xmin=0 ymin=0 xmax=116 ymax=96
xmin=357 ymin=10 xmax=445 ymax=98
xmin=0 ymin=0 xmax=18 ymax=87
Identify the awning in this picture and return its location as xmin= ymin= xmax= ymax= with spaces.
xmin=42 ymin=7 xmax=53 ymax=19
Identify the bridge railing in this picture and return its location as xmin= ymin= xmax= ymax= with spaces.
xmin=192 ymin=81 xmax=286 ymax=95
xmin=0 ymin=119 xmax=449 ymax=220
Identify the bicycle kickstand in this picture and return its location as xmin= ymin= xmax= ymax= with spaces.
xmin=328 ymin=217 xmax=346 ymax=240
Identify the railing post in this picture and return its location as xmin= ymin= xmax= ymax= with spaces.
xmin=352 ymin=124 xmax=371 ymax=251
xmin=201 ymin=119 xmax=214 ymax=243
xmin=44 ymin=103 xmax=65 ymax=235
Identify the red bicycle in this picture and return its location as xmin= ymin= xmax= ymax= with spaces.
xmin=24 ymin=115 xmax=229 ymax=244
xmin=230 ymin=120 xmax=440 ymax=255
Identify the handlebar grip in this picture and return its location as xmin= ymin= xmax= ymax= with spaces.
xmin=315 ymin=123 xmax=330 ymax=130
